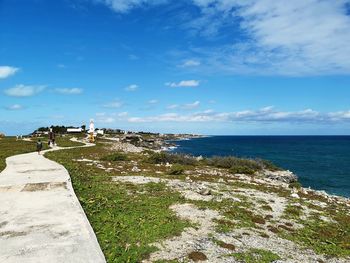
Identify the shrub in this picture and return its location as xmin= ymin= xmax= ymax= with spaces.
xmin=205 ymin=155 xmax=281 ymax=175
xmin=101 ymin=152 xmax=128 ymax=162
xmin=169 ymin=164 xmax=185 ymax=175
xmin=256 ymin=159 xmax=281 ymax=171
xmin=289 ymin=181 xmax=302 ymax=189
xmin=147 ymin=152 xmax=197 ymax=165
xmin=206 ymin=156 xmax=262 ymax=176
xmin=206 ymin=156 xmax=262 ymax=170
xmin=229 ymin=166 xmax=256 ymax=175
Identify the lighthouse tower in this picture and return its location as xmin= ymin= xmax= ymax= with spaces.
xmin=89 ymin=119 xmax=95 ymax=143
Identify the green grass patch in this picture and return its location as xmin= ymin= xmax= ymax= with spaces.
xmin=281 ymin=210 xmax=350 ymax=257
xmin=229 ymin=165 xmax=256 ymax=175
xmin=190 ymin=198 xmax=266 ymax=232
xmin=282 ymin=204 xmax=303 ymax=220
xmin=101 ymin=152 xmax=128 ymax=162
xmin=168 ymin=164 xmax=185 ymax=175
xmin=55 ymin=136 xmax=85 ymax=147
xmin=229 ymin=248 xmax=280 ymax=263
xmin=146 ymin=152 xmax=281 ymax=177
xmin=0 ymin=137 xmax=47 ymax=172
xmin=146 ymin=152 xmax=197 ymax=166
xmin=46 ymin=144 xmax=191 ymax=262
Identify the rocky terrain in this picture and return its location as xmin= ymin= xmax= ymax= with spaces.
xmin=102 ymin=132 xmax=203 ymax=151
xmin=46 ymin=137 xmax=350 ymax=263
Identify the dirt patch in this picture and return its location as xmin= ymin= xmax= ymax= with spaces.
xmin=216 ymin=219 xmax=235 ymax=228
xmin=251 ymin=216 xmax=266 ymax=225
xmin=267 ymin=225 xmax=280 ymax=234
xmin=188 ymin=251 xmax=208 ymax=261
xmin=0 ymin=230 xmax=28 ymax=238
xmin=50 ymin=182 xmax=67 ymax=190
xmin=21 ymin=182 xmax=50 ymax=192
xmin=218 ymin=242 xmax=236 ymax=251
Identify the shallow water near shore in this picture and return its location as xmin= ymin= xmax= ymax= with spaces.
xmin=170 ymin=136 xmax=350 ymax=198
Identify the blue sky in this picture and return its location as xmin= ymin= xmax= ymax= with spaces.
xmin=1 ymin=0 xmax=350 ymax=135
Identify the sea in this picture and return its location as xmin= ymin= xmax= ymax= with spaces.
xmin=170 ymin=136 xmax=350 ymax=198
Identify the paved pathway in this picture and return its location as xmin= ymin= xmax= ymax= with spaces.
xmin=0 ymin=144 xmax=106 ymax=263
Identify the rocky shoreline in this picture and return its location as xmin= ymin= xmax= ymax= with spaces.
xmin=100 ymin=134 xmax=349 ymax=204
xmin=55 ymin=136 xmax=350 ymax=262
xmin=103 ymin=134 xmax=347 ymax=202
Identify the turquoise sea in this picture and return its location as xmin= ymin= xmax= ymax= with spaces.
xmin=171 ymin=136 xmax=350 ymax=198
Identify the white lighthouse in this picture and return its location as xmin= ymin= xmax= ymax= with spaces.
xmin=89 ymin=119 xmax=95 ymax=142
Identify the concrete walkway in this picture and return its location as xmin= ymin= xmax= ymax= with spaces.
xmin=0 ymin=144 xmax=106 ymax=263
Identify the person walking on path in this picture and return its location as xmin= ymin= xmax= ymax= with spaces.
xmin=36 ymin=139 xmax=43 ymax=155
xmin=49 ymin=128 xmax=56 ymax=147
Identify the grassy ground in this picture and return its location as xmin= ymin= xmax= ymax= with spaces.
xmin=44 ymin=140 xmax=350 ymax=262
xmin=0 ymin=135 xmax=83 ymax=172
xmin=0 ymin=137 xmax=46 ymax=172
xmin=55 ymin=136 xmax=85 ymax=147
xmin=45 ymin=143 xmax=191 ymax=262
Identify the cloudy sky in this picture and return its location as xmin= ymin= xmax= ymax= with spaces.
xmin=1 ymin=0 xmax=350 ymax=135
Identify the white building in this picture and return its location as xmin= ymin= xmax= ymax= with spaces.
xmin=96 ymin=129 xmax=104 ymax=135
xmin=67 ymin=128 xmax=83 ymax=133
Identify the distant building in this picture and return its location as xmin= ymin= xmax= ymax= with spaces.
xmin=33 ymin=130 xmax=49 ymax=136
xmin=67 ymin=128 xmax=83 ymax=133
xmin=96 ymin=129 xmax=104 ymax=135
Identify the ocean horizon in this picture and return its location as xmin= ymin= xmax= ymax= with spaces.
xmin=170 ymin=135 xmax=350 ymax=198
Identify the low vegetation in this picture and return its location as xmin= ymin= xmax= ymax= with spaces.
xmin=146 ymin=152 xmax=197 ymax=166
xmin=55 ymin=136 xmax=85 ymax=147
xmin=45 ymin=144 xmax=191 ymax=262
xmin=146 ymin=152 xmax=281 ymax=176
xmin=40 ymin=139 xmax=350 ymax=262
xmin=168 ymin=164 xmax=185 ymax=175
xmin=281 ymin=206 xmax=350 ymax=257
xmin=0 ymin=137 xmax=46 ymax=172
xmin=230 ymin=248 xmax=281 ymax=263
xmin=101 ymin=152 xmax=128 ymax=162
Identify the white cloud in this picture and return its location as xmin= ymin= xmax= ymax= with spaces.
xmin=6 ymin=104 xmax=23 ymax=110
xmin=148 ymin=99 xmax=158 ymax=104
xmin=328 ymin=110 xmax=350 ymax=121
xmin=96 ymin=0 xmax=168 ymax=13
xmin=165 ymin=101 xmax=200 ymax=110
xmin=95 ymin=111 xmax=129 ymax=123
xmin=180 ymin=59 xmax=201 ymax=67
xmin=91 ymin=1 xmax=350 ymax=75
xmin=125 ymin=84 xmax=138 ymax=91
xmin=166 ymin=104 xmax=179 ymax=110
xmin=166 ymin=80 xmax=200 ymax=87
xmin=0 ymin=66 xmax=19 ymax=79
xmin=182 ymin=100 xmax=200 ymax=110
xmin=4 ymin=84 xmax=46 ymax=97
xmin=117 ymin=111 xmax=129 ymax=117
xmin=98 ymin=116 xmax=116 ymax=123
xmin=127 ymin=106 xmax=350 ymax=123
xmin=57 ymin=64 xmax=66 ymax=68
xmin=139 ymin=99 xmax=159 ymax=110
xmin=188 ymin=0 xmax=350 ymax=76
xmin=103 ymin=100 xmax=124 ymax=108
xmin=55 ymin=88 xmax=83 ymax=95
